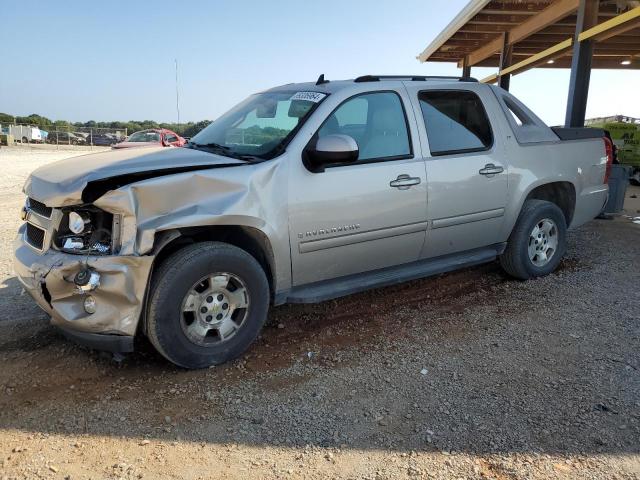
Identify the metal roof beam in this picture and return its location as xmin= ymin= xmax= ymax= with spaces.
xmin=417 ymin=0 xmax=492 ymax=63
xmin=578 ymin=5 xmax=640 ymax=42
xmin=458 ymin=24 xmax=575 ymax=34
xmin=463 ymin=0 xmax=580 ymax=67
xmin=480 ymin=37 xmax=574 ymax=82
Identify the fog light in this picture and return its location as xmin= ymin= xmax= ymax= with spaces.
xmin=83 ymin=295 xmax=97 ymax=314
xmin=74 ymin=269 xmax=100 ymax=292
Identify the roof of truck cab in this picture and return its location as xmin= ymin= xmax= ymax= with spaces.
xmin=264 ymin=76 xmax=483 ymax=95
xmin=264 ymin=80 xmax=361 ymax=94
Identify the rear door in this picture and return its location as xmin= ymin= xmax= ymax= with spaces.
xmin=405 ymin=84 xmax=509 ymax=258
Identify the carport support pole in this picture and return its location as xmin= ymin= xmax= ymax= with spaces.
xmin=565 ymin=0 xmax=599 ymax=127
xmin=498 ymin=32 xmax=513 ymax=91
xmin=462 ymin=56 xmax=471 ymax=78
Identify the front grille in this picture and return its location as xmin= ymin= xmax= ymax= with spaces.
xmin=27 ymin=198 xmax=53 ymax=218
xmin=26 ymin=223 xmax=46 ymax=250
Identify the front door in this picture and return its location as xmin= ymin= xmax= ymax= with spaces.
xmin=406 ymin=86 xmax=509 ymax=258
xmin=288 ymin=90 xmax=428 ymax=286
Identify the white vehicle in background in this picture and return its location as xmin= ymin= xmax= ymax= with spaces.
xmin=5 ymin=125 xmax=43 ymax=143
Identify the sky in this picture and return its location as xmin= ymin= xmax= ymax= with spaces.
xmin=1 ymin=0 xmax=639 ymax=126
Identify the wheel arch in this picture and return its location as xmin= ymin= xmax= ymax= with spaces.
xmin=137 ymin=226 xmax=276 ymax=338
xmin=522 ymin=181 xmax=576 ymax=227
xmin=150 ymin=226 xmax=277 ymax=300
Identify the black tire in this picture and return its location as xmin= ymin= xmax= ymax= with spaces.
xmin=21 ymin=136 xmax=28 ymax=144
xmin=147 ymin=242 xmax=269 ymax=369
xmin=499 ymin=199 xmax=567 ymax=280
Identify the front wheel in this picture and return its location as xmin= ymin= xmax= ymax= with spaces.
xmin=500 ymin=200 xmax=567 ymax=280
xmin=147 ymin=242 xmax=269 ymax=368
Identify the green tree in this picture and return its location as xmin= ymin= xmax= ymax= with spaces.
xmin=0 ymin=112 xmax=213 ymax=137
xmin=0 ymin=112 xmax=15 ymax=124
xmin=13 ymin=114 xmax=52 ymax=128
xmin=183 ymin=120 xmax=211 ymax=138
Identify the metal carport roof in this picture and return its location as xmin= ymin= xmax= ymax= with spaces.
xmin=416 ymin=0 xmax=640 ymax=126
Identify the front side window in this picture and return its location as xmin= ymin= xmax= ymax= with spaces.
xmin=164 ymin=133 xmax=178 ymax=143
xmin=190 ymin=91 xmax=327 ymax=161
xmin=318 ymin=92 xmax=411 ymax=162
xmin=419 ymin=90 xmax=493 ymax=156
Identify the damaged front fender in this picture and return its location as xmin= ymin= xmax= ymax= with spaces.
xmin=93 ymin=158 xmax=290 ymax=293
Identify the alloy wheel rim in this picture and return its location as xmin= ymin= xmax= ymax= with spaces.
xmin=180 ymin=273 xmax=249 ymax=346
xmin=528 ymin=218 xmax=558 ymax=267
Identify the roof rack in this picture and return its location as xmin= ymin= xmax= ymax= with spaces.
xmin=354 ymin=75 xmax=478 ymax=83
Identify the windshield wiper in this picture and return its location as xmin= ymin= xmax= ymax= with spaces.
xmin=187 ymin=142 xmax=258 ymax=161
xmin=189 ymin=141 xmax=229 ymax=150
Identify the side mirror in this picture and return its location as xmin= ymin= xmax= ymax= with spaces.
xmin=306 ymin=134 xmax=359 ymax=172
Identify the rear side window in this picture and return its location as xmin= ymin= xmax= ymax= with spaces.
xmin=495 ymin=90 xmax=559 ymax=144
xmin=418 ymin=90 xmax=493 ymax=156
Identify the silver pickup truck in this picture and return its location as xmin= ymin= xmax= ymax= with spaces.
xmin=14 ymin=75 xmax=612 ymax=368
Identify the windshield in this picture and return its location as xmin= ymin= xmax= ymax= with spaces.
xmin=189 ymin=91 xmax=327 ymax=160
xmin=128 ymin=131 xmax=161 ymax=143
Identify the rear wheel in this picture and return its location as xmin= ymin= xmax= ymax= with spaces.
xmin=500 ymin=200 xmax=567 ymax=280
xmin=147 ymin=242 xmax=269 ymax=369
xmin=21 ymin=136 xmax=28 ymax=144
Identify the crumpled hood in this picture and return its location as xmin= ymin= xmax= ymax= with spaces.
xmin=24 ymin=146 xmax=246 ymax=207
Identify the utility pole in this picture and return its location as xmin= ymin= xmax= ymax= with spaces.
xmin=175 ymin=59 xmax=180 ymax=126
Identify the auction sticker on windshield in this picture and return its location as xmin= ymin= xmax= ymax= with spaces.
xmin=290 ymin=92 xmax=327 ymax=103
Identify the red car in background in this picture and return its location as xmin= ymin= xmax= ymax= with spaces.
xmin=112 ymin=128 xmax=186 ymax=149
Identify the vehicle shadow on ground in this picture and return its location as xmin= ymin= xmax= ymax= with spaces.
xmin=0 ymin=239 xmax=638 ymax=456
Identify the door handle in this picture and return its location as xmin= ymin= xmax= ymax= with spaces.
xmin=390 ymin=174 xmax=421 ymax=190
xmin=479 ymin=163 xmax=504 ymax=177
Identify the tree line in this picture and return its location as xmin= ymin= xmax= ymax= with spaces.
xmin=0 ymin=112 xmax=211 ymax=138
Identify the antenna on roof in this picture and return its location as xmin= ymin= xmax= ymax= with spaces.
xmin=316 ymin=74 xmax=330 ymax=85
xmin=175 ymin=59 xmax=180 ymax=125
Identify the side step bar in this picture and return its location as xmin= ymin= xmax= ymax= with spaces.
xmin=277 ymin=243 xmax=506 ymax=305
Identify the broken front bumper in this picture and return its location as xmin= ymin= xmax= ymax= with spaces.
xmin=13 ymin=225 xmax=153 ymax=352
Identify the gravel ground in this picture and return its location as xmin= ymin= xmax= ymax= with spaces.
xmin=0 ymin=146 xmax=639 ymax=480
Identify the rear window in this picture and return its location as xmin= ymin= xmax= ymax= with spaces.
xmin=128 ymin=131 xmax=161 ymax=143
xmin=418 ymin=90 xmax=493 ymax=156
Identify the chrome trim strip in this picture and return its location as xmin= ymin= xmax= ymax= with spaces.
xmin=431 ymin=208 xmax=505 ymax=229
xmin=29 ymin=210 xmax=52 ymax=220
xmin=299 ymin=221 xmax=427 ymax=254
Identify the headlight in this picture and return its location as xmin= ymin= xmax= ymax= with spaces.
xmin=56 ymin=207 xmax=115 ymax=255
xmin=68 ymin=211 xmax=89 ymax=234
